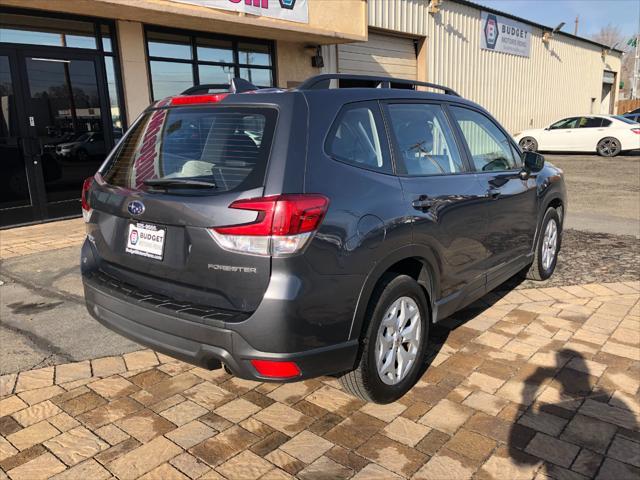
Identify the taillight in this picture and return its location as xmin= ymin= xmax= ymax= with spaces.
xmin=209 ymin=194 xmax=329 ymax=256
xmin=170 ymin=93 xmax=229 ymax=105
xmin=250 ymin=359 xmax=301 ymax=379
xmin=81 ymin=176 xmax=94 ymax=222
xmin=631 ymin=128 xmax=640 ymax=135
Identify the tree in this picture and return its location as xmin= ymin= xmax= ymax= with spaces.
xmin=591 ymin=23 xmax=636 ymax=98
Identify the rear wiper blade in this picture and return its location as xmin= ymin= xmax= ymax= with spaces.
xmin=144 ymin=178 xmax=217 ymax=189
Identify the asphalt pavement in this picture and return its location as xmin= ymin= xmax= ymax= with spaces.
xmin=544 ymin=153 xmax=640 ymax=238
xmin=0 ymin=246 xmax=139 ymax=374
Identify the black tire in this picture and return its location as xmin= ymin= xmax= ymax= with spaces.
xmin=597 ymin=137 xmax=621 ymax=157
xmin=527 ymin=208 xmax=561 ymax=281
xmin=339 ymin=274 xmax=429 ymax=404
xmin=519 ymin=136 xmax=538 ymax=152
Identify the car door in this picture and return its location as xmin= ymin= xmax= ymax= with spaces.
xmin=572 ymin=117 xmax=603 ymax=150
xmin=543 ymin=117 xmax=580 ymax=150
xmin=382 ymin=101 xmax=488 ymax=307
xmin=449 ymin=105 xmax=538 ymax=288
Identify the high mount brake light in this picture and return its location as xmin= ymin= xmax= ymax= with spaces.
xmin=170 ymin=93 xmax=229 ymax=105
xmin=209 ymin=194 xmax=329 ymax=257
xmin=81 ymin=176 xmax=94 ymax=223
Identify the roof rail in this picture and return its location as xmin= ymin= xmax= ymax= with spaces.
xmin=181 ymin=78 xmax=258 ymax=95
xmin=297 ymin=74 xmax=460 ymax=97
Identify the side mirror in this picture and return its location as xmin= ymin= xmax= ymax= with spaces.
xmin=522 ymin=151 xmax=544 ymax=174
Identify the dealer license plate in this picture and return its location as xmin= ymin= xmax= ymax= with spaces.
xmin=126 ymin=222 xmax=166 ymax=260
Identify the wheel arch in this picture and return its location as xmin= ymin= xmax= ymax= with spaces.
xmin=532 ymin=194 xmax=565 ymax=253
xmin=348 ymin=245 xmax=440 ymax=344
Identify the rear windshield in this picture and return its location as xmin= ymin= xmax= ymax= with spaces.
xmin=613 ymin=115 xmax=638 ymax=124
xmin=102 ymin=106 xmax=277 ymax=192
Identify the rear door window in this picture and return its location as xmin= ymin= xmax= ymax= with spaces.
xmin=102 ymin=106 xmax=276 ymax=192
xmin=386 ymin=103 xmax=464 ymax=176
xmin=579 ymin=117 xmax=603 ymax=128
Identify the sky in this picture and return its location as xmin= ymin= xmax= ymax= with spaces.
xmin=472 ymin=0 xmax=639 ymax=49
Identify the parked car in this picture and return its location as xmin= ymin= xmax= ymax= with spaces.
xmin=81 ymin=74 xmax=567 ymax=403
xmin=514 ymin=114 xmax=640 ymax=157
xmin=56 ymin=132 xmax=106 ymax=162
xmin=625 ymin=107 xmax=640 ymax=115
xmin=623 ymin=113 xmax=640 ymax=124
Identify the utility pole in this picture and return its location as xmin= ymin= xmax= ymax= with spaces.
xmin=633 ymin=13 xmax=640 ymax=99
xmin=574 ymin=15 xmax=579 ymax=36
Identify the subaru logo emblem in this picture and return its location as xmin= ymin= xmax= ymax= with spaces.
xmin=128 ymin=200 xmax=145 ymax=216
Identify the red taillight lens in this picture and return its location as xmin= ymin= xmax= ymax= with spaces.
xmin=250 ymin=359 xmax=301 ymax=379
xmin=209 ymin=194 xmax=329 ymax=256
xmin=631 ymin=128 xmax=640 ymax=135
xmin=170 ymin=93 xmax=229 ymax=105
xmin=215 ymin=195 xmax=329 ymax=236
xmin=81 ymin=176 xmax=94 ymax=222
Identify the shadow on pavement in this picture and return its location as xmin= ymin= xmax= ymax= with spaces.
xmin=508 ymin=349 xmax=639 ymax=478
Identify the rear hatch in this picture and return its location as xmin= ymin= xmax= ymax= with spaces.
xmin=87 ymin=100 xmax=278 ymax=312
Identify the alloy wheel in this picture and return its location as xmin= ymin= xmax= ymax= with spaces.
xmin=520 ymin=138 xmax=536 ymax=151
xmin=598 ymin=139 xmax=619 ymax=156
xmin=541 ymin=218 xmax=558 ymax=271
xmin=375 ymin=296 xmax=422 ymax=385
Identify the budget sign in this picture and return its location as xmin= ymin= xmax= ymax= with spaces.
xmin=480 ymin=11 xmax=531 ymax=57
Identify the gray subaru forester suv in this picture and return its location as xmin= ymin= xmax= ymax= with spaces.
xmin=81 ymin=74 xmax=566 ymax=403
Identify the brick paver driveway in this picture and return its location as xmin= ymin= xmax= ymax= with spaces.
xmin=1 ymin=281 xmax=638 ymax=480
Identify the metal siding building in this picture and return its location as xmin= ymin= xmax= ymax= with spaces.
xmin=342 ymin=0 xmax=623 ymax=134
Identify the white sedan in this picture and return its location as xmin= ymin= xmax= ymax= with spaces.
xmin=514 ymin=115 xmax=640 ymax=157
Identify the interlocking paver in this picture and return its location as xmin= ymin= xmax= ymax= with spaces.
xmin=6 ymin=421 xmax=59 ymax=451
xmin=525 ymin=433 xmax=579 ymax=468
xmin=16 ymin=385 xmax=64 ymax=406
xmin=15 ymin=368 xmax=54 ymax=393
xmin=6 ymin=452 xmax=66 ymax=480
xmin=106 ymin=436 xmax=181 ymax=479
xmin=164 ymin=421 xmax=215 ymax=450
xmin=419 ymin=398 xmax=474 ymax=434
xmin=170 ymin=452 xmax=211 ymax=478
xmin=12 ymin=400 xmax=61 ymax=427
xmin=383 ymin=416 xmax=430 ymax=447
xmin=0 ymin=281 xmax=636 ymax=479
xmin=44 ymin=426 xmax=108 ymax=466
xmin=216 ymin=449 xmax=274 ymax=479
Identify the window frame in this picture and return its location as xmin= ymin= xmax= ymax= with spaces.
xmin=324 ymin=100 xmax=394 ymax=175
xmin=447 ymin=103 xmax=523 ymax=174
xmin=379 ymin=100 xmax=474 ymax=177
xmin=144 ymin=25 xmax=276 ymax=101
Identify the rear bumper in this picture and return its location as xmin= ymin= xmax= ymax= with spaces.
xmin=83 ymin=276 xmax=359 ymax=382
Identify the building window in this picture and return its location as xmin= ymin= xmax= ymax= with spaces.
xmin=145 ymin=28 xmax=275 ymax=101
xmin=0 ymin=10 xmax=125 ymax=136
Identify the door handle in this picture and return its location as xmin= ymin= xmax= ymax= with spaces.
xmin=487 ymin=188 xmax=501 ymax=200
xmin=412 ymin=195 xmax=434 ymax=211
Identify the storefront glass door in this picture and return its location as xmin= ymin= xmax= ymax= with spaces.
xmin=0 ymin=48 xmax=113 ymax=227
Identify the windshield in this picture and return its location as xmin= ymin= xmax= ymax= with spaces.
xmin=101 ymin=106 xmax=277 ymax=193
